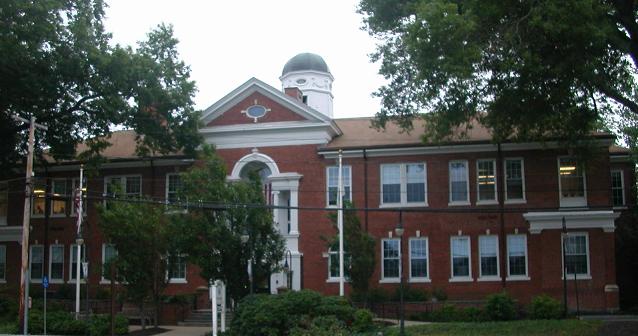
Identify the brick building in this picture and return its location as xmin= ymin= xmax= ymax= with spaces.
xmin=0 ymin=53 xmax=633 ymax=313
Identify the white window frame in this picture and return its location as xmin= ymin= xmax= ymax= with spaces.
xmin=478 ymin=235 xmax=500 ymax=281
xmin=506 ymin=234 xmax=530 ymax=281
xmin=29 ymin=245 xmax=44 ymax=283
xmin=104 ymin=175 xmax=142 ymax=198
xmin=71 ymin=177 xmax=87 ymax=216
xmin=409 ymin=237 xmax=430 ymax=282
xmin=0 ymin=182 xmax=8 ymax=226
xmin=50 ymin=178 xmax=68 ymax=217
xmin=380 ymin=238 xmax=401 ymax=283
xmin=610 ymin=170 xmax=625 ymax=208
xmin=167 ymin=253 xmax=187 ymax=284
xmin=380 ymin=163 xmax=428 ymax=207
xmin=476 ymin=159 xmax=498 ymax=204
xmin=31 ymin=179 xmax=47 ymax=218
xmin=69 ymin=244 xmax=86 ymax=283
xmin=448 ymin=160 xmax=470 ymax=206
xmin=561 ymin=232 xmax=591 ymax=280
xmin=327 ymin=248 xmax=350 ymax=282
xmin=165 ymin=173 xmax=182 ymax=204
xmin=0 ymin=245 xmax=6 ymax=282
xmin=49 ymin=244 xmax=65 ymax=283
xmin=326 ymin=166 xmax=352 ymax=207
xmin=101 ymin=244 xmax=118 ymax=283
xmin=557 ymin=157 xmax=587 ymax=208
xmin=504 ymin=158 xmax=526 ymax=203
xmin=449 ymin=236 xmax=472 ymax=282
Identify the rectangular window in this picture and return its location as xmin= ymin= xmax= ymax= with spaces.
xmin=0 ymin=182 xmax=8 ymax=226
xmin=328 ymin=249 xmax=350 ymax=279
xmin=479 ymin=235 xmax=499 ymax=278
xmin=168 ymin=254 xmax=187 ymax=282
xmin=49 ymin=245 xmax=64 ymax=281
xmin=166 ymin=174 xmax=182 ymax=204
xmin=409 ymin=238 xmax=428 ymax=280
xmin=558 ymin=158 xmax=586 ymax=207
xmin=102 ymin=244 xmax=117 ymax=279
xmin=106 ymin=176 xmax=142 ymax=197
xmin=70 ymin=244 xmax=86 ymax=281
xmin=563 ymin=233 xmax=589 ymax=277
xmin=477 ymin=160 xmax=497 ymax=203
xmin=611 ymin=170 xmax=625 ymax=207
xmin=450 ymin=236 xmax=471 ymax=279
xmin=30 ymin=245 xmax=44 ymax=281
xmin=382 ymin=239 xmax=400 ymax=279
xmin=51 ymin=179 xmax=68 ymax=216
xmin=381 ymin=163 xmax=427 ymax=206
xmin=449 ymin=161 xmax=469 ymax=204
xmin=505 ymin=159 xmax=525 ymax=201
xmin=32 ymin=179 xmax=46 ymax=217
xmin=326 ymin=166 xmax=352 ymax=206
xmin=507 ymin=235 xmax=528 ymax=278
xmin=71 ymin=178 xmax=87 ymax=215
xmin=0 ymin=245 xmax=6 ymax=281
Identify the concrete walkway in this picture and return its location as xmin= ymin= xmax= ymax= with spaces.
xmin=129 ymin=325 xmax=212 ymax=336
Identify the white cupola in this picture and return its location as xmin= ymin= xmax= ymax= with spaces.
xmin=280 ymin=53 xmax=334 ymax=118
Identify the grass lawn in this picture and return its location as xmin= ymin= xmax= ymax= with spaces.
xmin=381 ymin=319 xmax=602 ymax=336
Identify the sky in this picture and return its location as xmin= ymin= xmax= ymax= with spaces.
xmin=103 ymin=0 xmax=386 ymax=119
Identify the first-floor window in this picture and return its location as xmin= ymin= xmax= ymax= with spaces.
xmin=70 ymin=244 xmax=86 ymax=280
xmin=563 ymin=233 xmax=589 ymax=276
xmin=30 ymin=245 xmax=44 ymax=281
xmin=409 ymin=238 xmax=428 ymax=279
xmin=49 ymin=245 xmax=64 ymax=281
xmin=328 ymin=248 xmax=350 ymax=279
xmin=168 ymin=254 xmax=187 ymax=281
xmin=382 ymin=239 xmax=400 ymax=279
xmin=450 ymin=236 xmax=471 ymax=278
xmin=102 ymin=244 xmax=117 ymax=279
xmin=507 ymin=235 xmax=528 ymax=277
xmin=0 ymin=245 xmax=5 ymax=280
xmin=479 ymin=235 xmax=499 ymax=278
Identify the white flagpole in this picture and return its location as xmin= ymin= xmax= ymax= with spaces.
xmin=337 ymin=150 xmax=344 ymax=296
xmin=75 ymin=165 xmax=83 ymax=319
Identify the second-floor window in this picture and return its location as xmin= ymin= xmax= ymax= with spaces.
xmin=505 ymin=159 xmax=525 ymax=202
xmin=326 ymin=166 xmax=351 ymax=206
xmin=51 ymin=179 xmax=68 ymax=216
xmin=477 ymin=160 xmax=497 ymax=203
xmin=381 ymin=163 xmax=427 ymax=206
xmin=611 ymin=170 xmax=625 ymax=207
xmin=105 ymin=176 xmax=142 ymax=205
xmin=558 ymin=158 xmax=586 ymax=207
xmin=449 ymin=161 xmax=469 ymax=205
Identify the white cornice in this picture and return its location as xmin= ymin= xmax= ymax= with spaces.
xmin=523 ymin=210 xmax=619 ymax=234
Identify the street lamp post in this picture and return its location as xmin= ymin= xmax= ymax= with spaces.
xmin=395 ymin=211 xmax=405 ymax=336
xmin=283 ymin=250 xmax=293 ymax=290
xmin=240 ymin=230 xmax=253 ymax=294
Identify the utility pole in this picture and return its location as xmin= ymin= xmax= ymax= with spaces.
xmin=337 ymin=149 xmax=344 ymax=296
xmin=14 ymin=115 xmax=47 ymax=335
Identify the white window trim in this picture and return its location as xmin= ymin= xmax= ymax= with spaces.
xmin=68 ymin=244 xmax=86 ymax=283
xmin=448 ymin=160 xmax=470 ymax=206
xmin=506 ymin=234 xmax=530 ymax=281
xmin=380 ymin=238 xmax=401 ymax=283
xmin=449 ymin=236 xmax=473 ymax=282
xmin=100 ymin=244 xmax=118 ymax=283
xmin=379 ymin=163 xmax=428 ymax=207
xmin=167 ymin=253 xmax=187 ymax=284
xmin=29 ymin=245 xmax=44 ymax=283
xmin=557 ymin=157 xmax=587 ymax=208
xmin=326 ymin=166 xmax=352 ymax=208
xmin=561 ymin=232 xmax=591 ymax=280
xmin=478 ymin=235 xmax=500 ymax=281
xmin=326 ymin=248 xmax=351 ymax=282
xmin=71 ymin=177 xmax=87 ymax=217
xmin=476 ymin=159 xmax=498 ymax=205
xmin=611 ymin=169 xmax=626 ymax=208
xmin=49 ymin=244 xmax=65 ymax=283
xmin=103 ymin=175 xmax=143 ymax=200
xmin=0 ymin=245 xmax=6 ymax=283
xmin=165 ymin=173 xmax=180 ymax=204
xmin=504 ymin=158 xmax=527 ymax=204
xmin=50 ymin=178 xmax=68 ymax=218
xmin=408 ymin=237 xmax=430 ymax=283
xmin=31 ymin=179 xmax=47 ymax=218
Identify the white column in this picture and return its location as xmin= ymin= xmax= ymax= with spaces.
xmin=271 ymin=190 xmax=281 ymax=233
xmin=289 ymin=189 xmax=299 ymax=236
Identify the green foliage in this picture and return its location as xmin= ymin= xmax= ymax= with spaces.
xmin=484 ymin=292 xmax=517 ymax=321
xmin=229 ymin=290 xmax=356 ymax=336
xmin=616 ymin=211 xmax=638 ymax=310
xmin=0 ymin=297 xmax=18 ymax=323
xmin=87 ymin=314 xmax=129 ymax=336
xmin=290 ymin=315 xmax=349 ymax=336
xmin=174 ymin=146 xmax=285 ymax=303
xmin=528 ymin=294 xmax=562 ymax=320
xmin=0 ymin=0 xmax=201 ymax=176
xmin=55 ymin=284 xmax=74 ymax=300
xmin=415 ymin=304 xmax=485 ymax=322
xmin=383 ymin=319 xmax=603 ymax=336
xmin=0 ymin=321 xmax=18 ymax=334
xmin=392 ymin=286 xmax=429 ymax=302
xmin=359 ymin=0 xmax=638 ymax=147
xmin=28 ymin=310 xmax=87 ymax=335
xmin=352 ymin=309 xmax=375 ymax=333
xmin=431 ymin=287 xmax=448 ymax=302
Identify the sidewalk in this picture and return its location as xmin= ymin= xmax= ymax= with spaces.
xmin=129 ymin=325 xmax=212 ymax=336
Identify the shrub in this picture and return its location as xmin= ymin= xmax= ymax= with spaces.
xmin=367 ymin=287 xmax=390 ymax=303
xmin=484 ymin=292 xmax=517 ymax=321
xmin=416 ymin=304 xmax=485 ymax=322
xmin=351 ymin=309 xmax=374 ymax=332
xmin=87 ymin=314 xmax=129 ymax=335
xmin=289 ymin=316 xmax=348 ymax=336
xmin=393 ymin=286 xmax=430 ymax=302
xmin=528 ymin=294 xmax=562 ymax=320
xmin=0 ymin=297 xmax=18 ymax=323
xmin=431 ymin=287 xmax=448 ymax=302
xmin=55 ymin=284 xmax=74 ymax=300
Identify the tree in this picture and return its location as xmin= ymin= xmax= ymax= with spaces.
xmin=0 ymin=0 xmax=201 ymax=175
xmin=173 ymin=146 xmax=285 ymax=303
xmin=98 ymin=197 xmax=179 ymax=329
xmin=328 ymin=203 xmax=376 ymax=302
xmin=358 ymin=0 xmax=638 ymax=145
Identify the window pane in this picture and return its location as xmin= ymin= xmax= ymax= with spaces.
xmin=565 ymin=235 xmax=588 ymax=275
xmin=406 ymin=164 xmax=425 ymax=203
xmin=51 ymin=180 xmax=67 ymax=215
xmin=611 ymin=171 xmax=624 ymax=206
xmin=126 ymin=177 xmax=141 ymax=196
xmin=508 ymin=235 xmax=527 ymax=276
xmin=479 ymin=236 xmax=498 ymax=277
xmin=327 ymin=167 xmax=351 ymax=205
xmin=382 ymin=165 xmax=401 ymax=203
xmin=477 ymin=161 xmax=496 ymax=201
xmin=0 ymin=246 xmax=5 ymax=279
xmin=506 ymin=160 xmax=524 ymax=200
xmin=167 ymin=174 xmax=182 ymax=203
xmin=50 ymin=246 xmax=64 ymax=280
xmin=559 ymin=158 xmax=584 ymax=198
xmin=450 ymin=162 xmax=468 ymax=202
xmin=410 ymin=239 xmax=427 ymax=278
xmin=30 ymin=246 xmax=43 ymax=280
xmin=71 ymin=245 xmax=86 ymax=279
xmin=383 ymin=240 xmax=399 ymax=278
xmin=451 ymin=237 xmax=469 ymax=277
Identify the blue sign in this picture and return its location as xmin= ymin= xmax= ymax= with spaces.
xmin=42 ymin=275 xmax=49 ymax=289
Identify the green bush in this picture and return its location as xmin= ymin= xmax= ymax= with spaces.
xmin=55 ymin=284 xmax=74 ymax=300
xmin=431 ymin=287 xmax=448 ymax=301
xmin=0 ymin=297 xmax=18 ymax=323
xmin=351 ymin=309 xmax=375 ymax=332
xmin=393 ymin=286 xmax=430 ymax=302
xmin=528 ymin=294 xmax=562 ymax=320
xmin=87 ymin=314 xmax=129 ymax=335
xmin=416 ymin=304 xmax=486 ymax=322
xmin=0 ymin=321 xmax=18 ymax=334
xmin=367 ymin=287 xmax=390 ymax=303
xmin=47 ymin=311 xmax=87 ymax=335
xmin=289 ymin=315 xmax=348 ymax=336
xmin=484 ymin=292 xmax=517 ymax=321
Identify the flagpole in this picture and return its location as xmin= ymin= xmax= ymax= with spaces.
xmin=337 ymin=150 xmax=344 ymax=296
xmin=75 ymin=165 xmax=83 ymax=319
